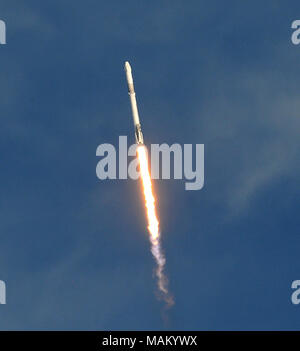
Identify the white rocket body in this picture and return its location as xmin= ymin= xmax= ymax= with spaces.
xmin=124 ymin=61 xmax=144 ymax=144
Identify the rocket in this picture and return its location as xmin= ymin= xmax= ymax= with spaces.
xmin=124 ymin=61 xmax=144 ymax=145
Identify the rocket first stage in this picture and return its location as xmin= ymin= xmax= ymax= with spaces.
xmin=124 ymin=61 xmax=144 ymax=145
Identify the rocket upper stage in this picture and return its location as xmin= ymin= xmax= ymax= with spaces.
xmin=125 ymin=61 xmax=134 ymax=93
xmin=124 ymin=61 xmax=144 ymax=145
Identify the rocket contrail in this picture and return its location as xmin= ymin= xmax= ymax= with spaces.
xmin=125 ymin=61 xmax=174 ymax=307
xmin=137 ymin=146 xmax=174 ymax=307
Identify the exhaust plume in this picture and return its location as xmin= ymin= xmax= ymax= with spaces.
xmin=137 ymin=145 xmax=174 ymax=307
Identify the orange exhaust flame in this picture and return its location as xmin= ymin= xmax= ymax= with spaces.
xmin=137 ymin=145 xmax=174 ymax=307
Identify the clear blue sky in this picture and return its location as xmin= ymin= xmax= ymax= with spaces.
xmin=0 ymin=0 xmax=300 ymax=330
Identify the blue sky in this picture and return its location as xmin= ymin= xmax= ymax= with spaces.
xmin=0 ymin=0 xmax=300 ymax=330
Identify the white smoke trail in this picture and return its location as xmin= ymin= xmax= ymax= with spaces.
xmin=150 ymin=236 xmax=174 ymax=307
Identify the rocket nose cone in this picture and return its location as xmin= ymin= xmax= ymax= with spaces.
xmin=124 ymin=61 xmax=131 ymax=72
